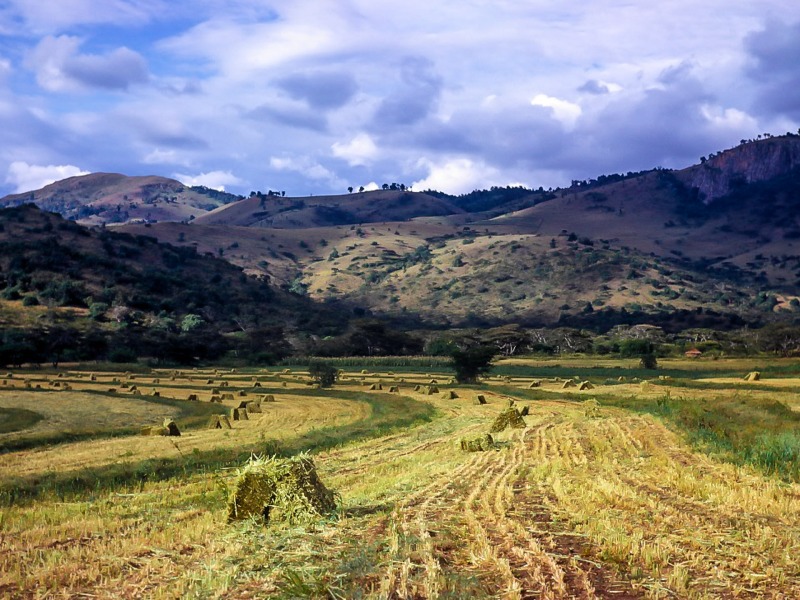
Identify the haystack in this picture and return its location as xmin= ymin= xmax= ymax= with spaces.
xmin=220 ymin=381 xmax=230 ymax=387
xmin=253 ymin=382 xmax=262 ymax=388
xmin=425 ymin=385 xmax=439 ymax=395
xmin=238 ymin=390 xmax=248 ymax=397
xmin=460 ymin=434 xmax=495 ymax=452
xmin=528 ymin=380 xmax=541 ymax=388
xmin=206 ymin=379 xmax=215 ymax=384
xmin=163 ymin=419 xmax=181 ymax=436
xmin=640 ymin=381 xmax=651 ymax=391
xmin=140 ymin=425 xmax=168 ymax=436
xmin=389 ymin=386 xmax=399 ymax=393
xmin=283 ymin=369 xmax=292 ymax=374
xmin=583 ymin=399 xmax=602 ymax=418
xmin=107 ymin=388 xmax=117 ymax=393
xmin=520 ymin=405 xmax=530 ymax=416
xmin=187 ymin=393 xmax=199 ymax=402
xmin=281 ymin=382 xmax=288 ymax=388
xmin=369 ymin=383 xmax=383 ymax=391
xmin=211 ymin=388 xmax=221 ymax=394
xmin=474 ymin=395 xmax=487 ymax=405
xmin=207 ymin=414 xmax=232 ymax=429
xmin=231 ymin=408 xmax=249 ymax=421
xmin=5 ymin=373 xmax=12 ymax=378
xmin=261 ymin=394 xmax=276 ymax=403
xmin=561 ymin=380 xmax=576 ymax=389
xmin=227 ymin=454 xmax=337 ymax=525
xmin=744 ymin=371 xmax=761 ymax=382
xmin=245 ymin=401 xmax=263 ymax=413
xmin=442 ymin=390 xmax=459 ymax=399
xmin=237 ymin=400 xmax=251 ymax=409
xmin=222 ymin=393 xmax=235 ymax=401
xmin=578 ymin=381 xmax=594 ymax=391
xmin=429 ymin=379 xmax=438 ymax=385
xmin=617 ymin=376 xmax=626 ymax=382
xmin=90 ymin=374 xmax=97 ymax=381
xmin=151 ymin=390 xmax=161 ymax=397
xmin=490 ymin=407 xmax=527 ymax=433
xmin=413 ymin=385 xmax=421 ymax=391
xmin=210 ymin=395 xmax=222 ymax=403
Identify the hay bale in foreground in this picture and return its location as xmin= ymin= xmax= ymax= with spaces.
xmin=583 ymin=399 xmax=602 ymax=418
xmin=231 ymin=407 xmax=249 ymax=421
xmin=519 ymin=405 xmax=530 ymax=416
xmin=460 ymin=433 xmax=495 ymax=452
xmin=207 ymin=414 xmax=232 ymax=429
xmin=474 ymin=395 xmax=487 ymax=405
xmin=490 ymin=407 xmax=527 ymax=433
xmin=578 ymin=381 xmax=594 ymax=391
xmin=245 ymin=402 xmax=263 ymax=413
xmin=227 ymin=454 xmax=337 ymax=525
xmin=745 ymin=371 xmax=761 ymax=382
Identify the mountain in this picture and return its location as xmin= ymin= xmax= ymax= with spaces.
xmin=0 ymin=173 xmax=242 ymax=225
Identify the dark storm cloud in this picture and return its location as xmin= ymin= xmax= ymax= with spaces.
xmin=372 ymin=56 xmax=443 ymax=127
xmin=275 ymin=71 xmax=358 ymax=110
xmin=744 ymin=20 xmax=800 ymax=120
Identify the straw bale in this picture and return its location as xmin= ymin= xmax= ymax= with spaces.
xmin=528 ymin=380 xmax=541 ymax=388
xmin=369 ymin=383 xmax=383 ymax=390
xmin=151 ymin=390 xmax=160 ymax=397
xmin=207 ymin=414 xmax=232 ymax=429
xmin=640 ymin=381 xmax=651 ymax=391
xmin=561 ymin=380 xmax=576 ymax=389
xmin=253 ymin=382 xmax=262 ymax=388
xmin=744 ymin=371 xmax=761 ymax=382
xmin=5 ymin=373 xmax=12 ymax=378
xmin=617 ymin=376 xmax=626 ymax=382
xmin=460 ymin=433 xmax=495 ymax=452
xmin=283 ymin=369 xmax=292 ymax=374
xmin=474 ymin=395 xmax=487 ymax=405
xmin=425 ymin=385 xmax=439 ymax=394
xmin=237 ymin=400 xmax=251 ymax=409
xmin=578 ymin=381 xmax=594 ymax=390
xmin=90 ymin=374 xmax=97 ymax=381
xmin=281 ymin=382 xmax=288 ymax=387
xmin=222 ymin=393 xmax=235 ymax=400
xmin=490 ymin=408 xmax=527 ymax=433
xmin=220 ymin=381 xmax=230 ymax=387
xmin=583 ymin=399 xmax=602 ymax=418
xmin=140 ymin=425 xmax=168 ymax=436
xmin=163 ymin=419 xmax=181 ymax=436
xmin=389 ymin=386 xmax=399 ymax=393
xmin=413 ymin=385 xmax=421 ymax=391
xmin=238 ymin=390 xmax=248 ymax=397
xmin=210 ymin=395 xmax=222 ymax=403
xmin=187 ymin=393 xmax=199 ymax=401
xmin=245 ymin=402 xmax=263 ymax=413
xmin=152 ymin=378 xmax=160 ymax=384
xmin=442 ymin=390 xmax=459 ymax=399
xmin=107 ymin=388 xmax=117 ymax=393
xmin=231 ymin=407 xmax=249 ymax=421
xmin=227 ymin=454 xmax=336 ymax=525
xmin=520 ymin=405 xmax=530 ymax=416
xmin=429 ymin=379 xmax=438 ymax=385
xmin=262 ymin=394 xmax=276 ymax=403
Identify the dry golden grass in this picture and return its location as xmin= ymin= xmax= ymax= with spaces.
xmin=2 ymin=366 xmax=800 ymax=598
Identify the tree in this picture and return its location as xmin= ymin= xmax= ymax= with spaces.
xmin=180 ymin=313 xmax=205 ymax=332
xmin=309 ymin=361 xmax=338 ymax=388
xmin=450 ymin=345 xmax=496 ymax=383
xmin=347 ymin=186 xmax=353 ymax=193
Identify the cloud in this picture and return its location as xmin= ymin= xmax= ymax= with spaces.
xmin=5 ymin=161 xmax=90 ymax=193
xmin=247 ymin=103 xmax=328 ymax=132
xmin=372 ymin=56 xmax=443 ymax=127
xmin=577 ymin=79 xmax=621 ymax=95
xmin=173 ymin=170 xmax=243 ymax=191
xmin=744 ymin=20 xmax=800 ymax=120
xmin=27 ymin=36 xmax=148 ymax=92
xmin=412 ymin=158 xmax=500 ymax=195
xmin=530 ymin=94 xmax=582 ymax=129
xmin=269 ymin=155 xmax=344 ymax=187
xmin=331 ymin=133 xmax=378 ymax=166
xmin=276 ymin=71 xmax=358 ymax=110
xmin=3 ymin=0 xmax=161 ymax=33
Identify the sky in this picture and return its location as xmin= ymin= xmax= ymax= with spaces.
xmin=0 ymin=1 xmax=798 ymax=197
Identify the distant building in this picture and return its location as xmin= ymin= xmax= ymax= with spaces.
xmin=684 ymin=348 xmax=702 ymax=359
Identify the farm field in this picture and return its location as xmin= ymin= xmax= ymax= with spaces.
xmin=1 ymin=360 xmax=800 ymax=598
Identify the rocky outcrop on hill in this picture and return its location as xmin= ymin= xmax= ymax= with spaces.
xmin=679 ymin=136 xmax=800 ymax=203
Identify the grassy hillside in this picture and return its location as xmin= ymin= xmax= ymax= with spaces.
xmin=0 ymin=173 xmax=242 ymax=225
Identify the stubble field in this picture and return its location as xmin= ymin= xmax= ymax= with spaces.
xmin=1 ymin=359 xmax=800 ymax=599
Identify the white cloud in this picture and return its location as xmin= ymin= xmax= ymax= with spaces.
xmin=530 ymin=94 xmax=583 ymax=128
xmin=173 ymin=170 xmax=242 ymax=191
xmin=5 ymin=161 xmax=90 ymax=193
xmin=143 ymin=148 xmax=193 ymax=167
xmin=269 ymin=155 xmax=342 ymax=185
xmin=412 ymin=158 xmax=500 ymax=195
xmin=331 ymin=133 xmax=378 ymax=166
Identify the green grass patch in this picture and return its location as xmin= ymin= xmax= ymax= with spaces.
xmin=0 ymin=407 xmax=44 ymax=435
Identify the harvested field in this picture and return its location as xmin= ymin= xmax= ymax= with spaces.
xmin=1 ymin=361 xmax=800 ymax=598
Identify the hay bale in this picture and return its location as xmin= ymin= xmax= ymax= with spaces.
xmin=220 ymin=381 xmax=230 ymax=387
xmin=151 ymin=390 xmax=161 ymax=397
xmin=107 ymin=388 xmax=117 ymax=393
xmin=262 ymin=394 xmax=276 ymax=403
xmin=507 ymin=398 xmax=515 ymax=407
xmin=617 ymin=376 xmax=626 ymax=382
xmin=283 ymin=369 xmax=292 ymax=374
xmin=490 ymin=407 xmax=527 ymax=433
xmin=187 ymin=393 xmax=199 ymax=402
xmin=460 ymin=433 xmax=495 ymax=452
xmin=429 ymin=379 xmax=438 ymax=385
xmin=744 ymin=371 xmax=761 ymax=382
xmin=578 ymin=381 xmax=594 ymax=390
xmin=561 ymin=380 xmax=576 ymax=389
xmin=360 ymin=369 xmax=369 ymax=374
xmin=90 ymin=374 xmax=97 ymax=381
xmin=140 ymin=425 xmax=169 ymax=436
xmin=520 ymin=405 xmax=529 ymax=416
xmin=210 ymin=395 xmax=223 ymax=403
xmin=222 ymin=393 xmax=235 ymax=401
xmin=227 ymin=454 xmax=337 ymax=525
xmin=369 ymin=383 xmax=383 ymax=391
xmin=413 ymin=384 xmax=421 ymax=391
xmin=238 ymin=390 xmax=248 ymax=397
xmin=474 ymin=395 xmax=487 ymax=405
xmin=163 ymin=419 xmax=181 ymax=436
xmin=640 ymin=381 xmax=651 ymax=391
xmin=237 ymin=400 xmax=251 ymax=409
xmin=207 ymin=414 xmax=232 ymax=429
xmin=528 ymin=380 xmax=541 ymax=388
xmin=245 ymin=402 xmax=263 ymax=413
xmin=281 ymin=382 xmax=288 ymax=388
xmin=253 ymin=381 xmax=262 ymax=388
xmin=442 ymin=390 xmax=459 ymax=399
xmin=206 ymin=379 xmax=214 ymax=384
xmin=211 ymin=388 xmax=221 ymax=394
xmin=152 ymin=378 xmax=160 ymax=385
xmin=5 ymin=373 xmax=12 ymax=378
xmin=583 ymin=399 xmax=602 ymax=418
xmin=231 ymin=407 xmax=249 ymax=421
xmin=425 ymin=385 xmax=439 ymax=394
xmin=389 ymin=386 xmax=400 ymax=393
